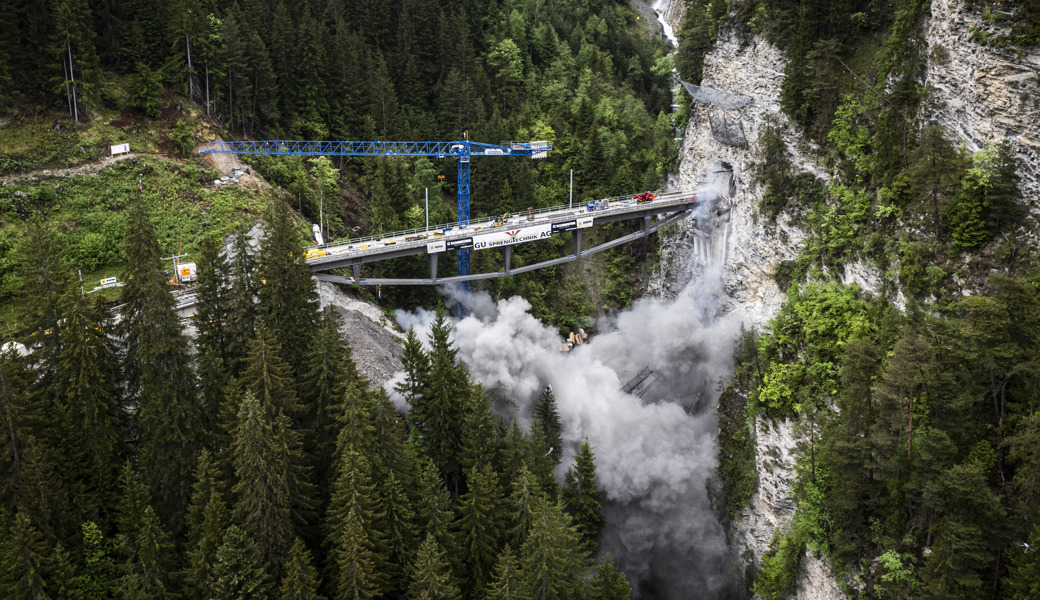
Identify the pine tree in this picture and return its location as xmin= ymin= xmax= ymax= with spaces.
xmin=456 ymin=462 xmax=505 ymax=596
xmin=326 ymin=449 xmax=385 ymax=592
xmin=119 ymin=199 xmax=203 ymax=530
xmin=591 ymin=554 xmax=631 ymax=600
xmin=210 ymin=525 xmax=272 ymax=600
xmin=48 ymin=543 xmax=79 ymax=600
xmin=483 ymin=546 xmax=523 ymax=600
xmin=194 ymin=235 xmax=234 ymax=420
xmin=407 ymin=533 xmax=460 ymax=600
xmin=460 ymin=386 xmax=500 ymax=475
xmin=0 ymin=350 xmax=43 ymax=508
xmin=18 ymin=219 xmax=69 ymax=405
xmin=186 ymin=450 xmax=230 ymax=600
xmin=520 ymin=501 xmax=586 ymax=600
xmin=533 ymin=385 xmax=562 ymax=467
xmin=1 ymin=512 xmax=49 ymax=600
xmin=256 ymin=199 xmax=320 ymax=375
xmin=231 ymin=391 xmax=294 ymax=571
xmin=52 ymin=0 xmax=100 ymax=122
xmin=561 ymin=440 xmax=606 ymax=555
xmin=507 ymin=465 xmax=544 ymax=550
xmin=526 ymin=420 xmax=557 ymax=499
xmin=224 ymin=227 xmax=259 ymax=379
xmin=333 ymin=510 xmax=381 ymax=600
xmin=55 ymin=283 xmax=123 ymax=519
xmin=241 ymin=324 xmax=304 ymax=424
xmin=281 ymin=537 xmax=325 ymax=600
xmin=15 ymin=436 xmax=74 ymax=542
xmin=395 ymin=328 xmax=430 ymax=429
xmin=115 ymin=505 xmax=175 ymax=599
xmin=416 ymin=462 xmax=456 ymax=559
xmin=302 ymin=307 xmax=359 ymax=490
xmin=379 ymin=471 xmax=417 ymax=597
xmin=423 ymin=310 xmax=468 ymax=490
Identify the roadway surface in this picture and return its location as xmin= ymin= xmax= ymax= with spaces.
xmin=306 ymin=188 xmax=704 ymax=285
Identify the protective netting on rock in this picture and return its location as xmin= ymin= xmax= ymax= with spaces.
xmin=674 ymin=77 xmax=752 ymax=110
xmin=675 ymin=76 xmax=752 ymax=147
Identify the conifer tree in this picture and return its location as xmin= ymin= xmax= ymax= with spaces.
xmin=49 ymin=542 xmax=79 ymax=600
xmin=18 ymin=219 xmax=68 ymax=405
xmin=241 ymin=324 xmax=304 ymax=424
xmin=115 ymin=505 xmax=175 ymax=599
xmin=520 ymin=501 xmax=586 ymax=600
xmin=186 ymin=450 xmax=230 ymax=600
xmin=591 ymin=555 xmax=631 ymax=600
xmin=456 ymin=462 xmax=505 ymax=596
xmin=231 ymin=391 xmax=294 ymax=570
xmin=562 ymin=440 xmax=606 ymax=555
xmin=370 ymin=393 xmax=419 ymax=497
xmin=15 ymin=436 xmax=73 ymax=542
xmin=224 ymin=227 xmax=259 ymax=379
xmin=326 ymin=449 xmax=385 ymax=590
xmin=55 ymin=283 xmax=122 ymax=518
xmin=0 ymin=350 xmax=43 ymax=507
xmin=507 ymin=465 xmax=544 ymax=550
xmin=423 ymin=310 xmax=468 ymax=490
xmin=407 ymin=533 xmax=460 ymax=600
xmin=379 ymin=471 xmax=417 ymax=596
xmin=52 ymin=0 xmax=100 ymax=121
xmin=533 ymin=385 xmax=563 ymax=467
xmin=461 ymin=386 xmax=500 ymax=475
xmin=1 ymin=512 xmax=49 ymax=600
xmin=396 ymin=327 xmax=431 ymax=430
xmin=119 ymin=199 xmax=203 ymax=529
xmin=281 ymin=537 xmax=326 ymax=600
xmin=210 ymin=525 xmax=272 ymax=600
xmin=194 ymin=235 xmax=234 ymax=419
xmin=498 ymin=420 xmax=527 ymax=485
xmin=526 ymin=420 xmax=557 ymax=499
xmin=484 ymin=546 xmax=523 ymax=600
xmin=257 ymin=199 xmax=320 ymax=375
xmin=302 ymin=307 xmax=358 ymax=488
xmin=416 ymin=462 xmax=456 ymax=558
xmin=334 ymin=509 xmax=381 ymax=600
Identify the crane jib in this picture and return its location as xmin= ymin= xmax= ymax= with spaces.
xmin=199 ymin=140 xmax=552 ymax=158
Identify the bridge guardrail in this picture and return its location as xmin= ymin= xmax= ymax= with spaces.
xmin=305 ymin=189 xmax=700 ymax=264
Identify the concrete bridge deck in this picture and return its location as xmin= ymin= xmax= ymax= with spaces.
xmin=307 ymin=189 xmax=705 ymax=285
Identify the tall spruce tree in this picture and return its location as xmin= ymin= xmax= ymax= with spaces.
xmin=423 ymin=310 xmax=469 ymax=491
xmin=241 ymin=324 xmax=304 ymax=425
xmin=456 ymin=462 xmax=506 ymax=596
xmin=231 ymin=391 xmax=295 ymax=571
xmin=461 ymin=386 xmax=500 ymax=475
xmin=186 ymin=450 xmax=231 ymax=600
xmin=0 ymin=350 xmax=42 ymax=508
xmin=484 ymin=546 xmax=523 ymax=600
xmin=591 ymin=555 xmax=631 ymax=600
xmin=533 ymin=385 xmax=562 ymax=467
xmin=55 ymin=283 xmax=123 ymax=519
xmin=281 ymin=537 xmax=325 ymax=600
xmin=210 ymin=525 xmax=272 ymax=600
xmin=119 ymin=199 xmax=203 ymax=529
xmin=194 ymin=235 xmax=234 ymax=420
xmin=507 ymin=465 xmax=544 ymax=550
xmin=19 ymin=219 xmax=68 ymax=408
xmin=115 ymin=504 xmax=175 ymax=599
xmin=396 ymin=327 xmax=431 ymax=431
xmin=1 ymin=511 xmax=49 ymax=600
xmin=407 ymin=533 xmax=460 ymax=600
xmin=256 ymin=199 xmax=319 ymax=376
xmin=334 ymin=509 xmax=381 ymax=600
xmin=224 ymin=227 xmax=259 ymax=379
xmin=520 ymin=500 xmax=586 ymax=600
xmin=562 ymin=440 xmax=606 ymax=555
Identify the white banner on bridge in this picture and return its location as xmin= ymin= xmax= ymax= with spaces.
xmin=473 ymin=223 xmax=552 ymax=250
xmin=577 ymin=216 xmax=594 ymax=228
xmin=426 ymin=240 xmax=446 ymax=254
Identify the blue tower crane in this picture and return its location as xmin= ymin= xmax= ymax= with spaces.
xmin=199 ymin=139 xmax=551 ymax=307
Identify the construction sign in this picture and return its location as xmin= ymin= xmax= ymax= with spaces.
xmin=472 ymin=223 xmax=552 ymax=250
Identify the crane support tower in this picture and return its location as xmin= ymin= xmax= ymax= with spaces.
xmin=199 ymin=139 xmax=552 ymax=313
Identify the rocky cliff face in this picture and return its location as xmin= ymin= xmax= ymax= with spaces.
xmin=923 ymin=0 xmax=1040 ymax=203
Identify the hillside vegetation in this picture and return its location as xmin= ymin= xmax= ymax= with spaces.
xmin=675 ymin=1 xmax=1040 ymax=598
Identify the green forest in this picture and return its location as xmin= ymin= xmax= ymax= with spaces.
xmin=0 ymin=0 xmax=679 ymax=598
xmin=674 ymin=1 xmax=1040 ymax=599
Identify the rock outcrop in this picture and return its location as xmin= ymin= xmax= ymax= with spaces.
xmin=923 ymin=0 xmax=1040 ymax=202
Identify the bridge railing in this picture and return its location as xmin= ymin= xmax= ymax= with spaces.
xmin=304 ymin=188 xmax=699 ymax=256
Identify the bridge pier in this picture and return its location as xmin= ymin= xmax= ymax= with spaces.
xmin=572 ymin=229 xmax=583 ymax=257
xmin=429 ymin=253 xmax=438 ymax=282
xmin=352 ymin=263 xmax=361 ymax=282
xmin=642 ymin=215 xmax=652 ymax=233
xmin=502 ymin=246 xmax=512 ymax=275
